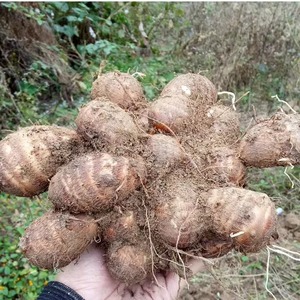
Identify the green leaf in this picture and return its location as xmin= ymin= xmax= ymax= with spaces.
xmin=16 ymin=227 xmax=25 ymax=236
xmin=105 ymin=19 xmax=112 ymax=26
xmin=85 ymin=43 xmax=98 ymax=55
xmin=1 ymin=3 xmax=18 ymax=10
xmin=53 ymin=24 xmax=78 ymax=37
xmin=241 ymin=255 xmax=249 ymax=262
xmin=4 ymin=266 xmax=11 ymax=275
xmin=66 ymin=16 xmax=78 ymax=22
xmin=52 ymin=2 xmax=69 ymax=12
xmin=36 ymin=18 xmax=44 ymax=26
xmin=117 ymin=29 xmax=125 ymax=38
xmin=0 ymin=286 xmax=9 ymax=296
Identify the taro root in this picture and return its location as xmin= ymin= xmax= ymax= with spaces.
xmin=205 ymin=187 xmax=277 ymax=253
xmin=148 ymin=95 xmax=190 ymax=133
xmin=204 ymin=105 xmax=240 ymax=145
xmin=90 ymin=72 xmax=146 ymax=110
xmin=161 ymin=73 xmax=217 ymax=105
xmin=102 ymin=211 xmax=140 ymax=243
xmin=107 ymin=242 xmax=152 ymax=285
xmin=147 ymin=134 xmax=186 ymax=167
xmin=75 ymin=99 xmax=139 ymax=149
xmin=205 ymin=147 xmax=246 ymax=186
xmin=153 ymin=173 xmax=204 ymax=249
xmin=19 ymin=211 xmax=98 ymax=269
xmin=48 ymin=152 xmax=146 ymax=213
xmin=239 ymin=113 xmax=300 ymax=167
xmin=148 ymin=74 xmax=218 ymax=134
xmin=0 ymin=125 xmax=82 ymax=197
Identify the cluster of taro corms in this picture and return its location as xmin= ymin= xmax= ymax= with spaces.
xmin=1 ymin=71 xmax=299 ymax=285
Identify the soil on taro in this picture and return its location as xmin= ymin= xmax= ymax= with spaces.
xmin=179 ymin=213 xmax=300 ymax=300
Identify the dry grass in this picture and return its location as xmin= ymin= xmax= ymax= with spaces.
xmin=181 ymin=241 xmax=300 ymax=300
xmin=178 ymin=2 xmax=300 ymax=115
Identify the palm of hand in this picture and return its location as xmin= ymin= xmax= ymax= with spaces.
xmin=56 ymin=244 xmax=200 ymax=300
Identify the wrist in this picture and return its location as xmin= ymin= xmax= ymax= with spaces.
xmin=38 ymin=281 xmax=84 ymax=300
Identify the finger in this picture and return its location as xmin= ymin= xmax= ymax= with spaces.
xmin=186 ymin=258 xmax=210 ymax=274
xmin=56 ymin=243 xmax=125 ymax=300
xmin=178 ymin=258 xmax=212 ymax=292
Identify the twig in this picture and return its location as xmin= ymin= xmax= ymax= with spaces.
xmin=165 ymin=245 xmax=213 ymax=265
xmin=132 ymin=72 xmax=146 ymax=79
xmin=235 ymin=91 xmax=250 ymax=105
xmin=265 ymin=247 xmax=277 ymax=300
xmin=252 ymin=105 xmax=258 ymax=123
xmin=268 ymin=246 xmax=300 ymax=261
xmin=141 ymin=197 xmax=164 ymax=289
xmin=232 ymin=117 xmax=254 ymax=146
xmin=97 ymin=60 xmax=107 ymax=78
xmin=68 ymin=36 xmax=85 ymax=63
xmin=218 ymin=91 xmax=236 ymax=111
xmin=265 ymin=244 xmax=300 ymax=300
xmin=272 ymin=95 xmax=297 ymax=114
xmin=230 ymin=231 xmax=245 ymax=238
xmin=107 ymin=2 xmax=131 ymax=21
xmin=278 ymin=161 xmax=295 ymax=189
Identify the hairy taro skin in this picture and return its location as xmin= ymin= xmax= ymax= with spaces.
xmin=19 ymin=212 xmax=98 ymax=269
xmin=148 ymin=74 xmax=218 ymax=134
xmin=0 ymin=125 xmax=82 ymax=197
xmin=206 ymin=147 xmax=246 ymax=186
xmin=48 ymin=152 xmax=147 ymax=213
xmin=239 ymin=113 xmax=300 ymax=167
xmin=147 ymin=134 xmax=186 ymax=167
xmin=107 ymin=243 xmax=152 ymax=285
xmin=154 ymin=176 xmax=203 ymax=248
xmin=103 ymin=211 xmax=140 ymax=243
xmin=148 ymin=95 xmax=190 ymax=133
xmin=90 ymin=72 xmax=146 ymax=110
xmin=161 ymin=73 xmax=218 ymax=105
xmin=205 ymin=187 xmax=277 ymax=253
xmin=205 ymin=105 xmax=241 ymax=146
xmin=75 ymin=100 xmax=139 ymax=147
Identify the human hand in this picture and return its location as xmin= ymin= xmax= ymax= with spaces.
xmin=56 ymin=243 xmax=208 ymax=300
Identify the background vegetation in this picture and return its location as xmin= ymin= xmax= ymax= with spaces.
xmin=0 ymin=2 xmax=299 ymax=299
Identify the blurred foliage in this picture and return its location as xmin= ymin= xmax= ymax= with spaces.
xmin=0 ymin=2 xmax=186 ymax=137
xmin=0 ymin=193 xmax=54 ymax=299
xmin=0 ymin=2 xmax=300 ymax=299
xmin=1 ymin=2 xmax=299 ymax=133
xmin=247 ymin=167 xmax=300 ymax=212
xmin=180 ymin=2 xmax=300 ymax=115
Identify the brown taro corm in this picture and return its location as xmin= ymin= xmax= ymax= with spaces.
xmin=148 ymin=73 xmax=218 ymax=134
xmin=48 ymin=152 xmax=146 ymax=214
xmin=75 ymin=99 xmax=139 ymax=149
xmin=90 ymin=72 xmax=146 ymax=110
xmin=147 ymin=134 xmax=186 ymax=167
xmin=19 ymin=211 xmax=98 ymax=269
xmin=205 ymin=187 xmax=278 ymax=253
xmin=0 ymin=125 xmax=83 ymax=197
xmin=205 ymin=147 xmax=246 ymax=186
xmin=239 ymin=113 xmax=300 ymax=168
xmin=107 ymin=242 xmax=152 ymax=285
